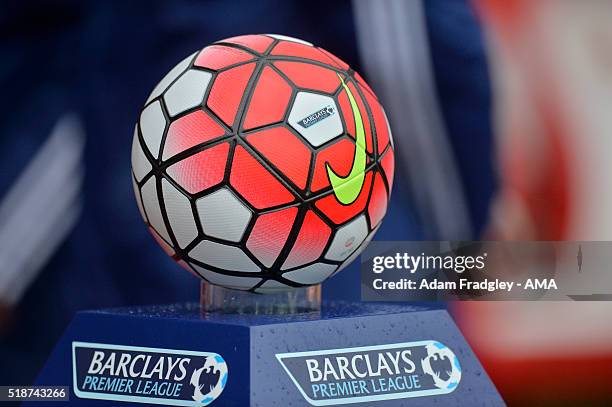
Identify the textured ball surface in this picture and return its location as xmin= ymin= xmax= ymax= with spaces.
xmin=131 ymin=34 xmax=395 ymax=293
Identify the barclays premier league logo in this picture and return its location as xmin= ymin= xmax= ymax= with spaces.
xmin=72 ymin=342 xmax=228 ymax=406
xmin=298 ymin=105 xmax=336 ymax=128
xmin=276 ymin=340 xmax=461 ymax=406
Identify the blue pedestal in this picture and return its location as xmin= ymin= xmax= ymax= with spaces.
xmin=30 ymin=303 xmax=503 ymax=406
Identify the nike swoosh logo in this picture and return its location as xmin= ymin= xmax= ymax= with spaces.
xmin=325 ymin=74 xmax=367 ymax=205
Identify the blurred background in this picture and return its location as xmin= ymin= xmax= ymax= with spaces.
xmin=1 ymin=0 xmax=611 ymax=405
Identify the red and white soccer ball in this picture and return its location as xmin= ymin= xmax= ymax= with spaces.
xmin=131 ymin=34 xmax=394 ymax=293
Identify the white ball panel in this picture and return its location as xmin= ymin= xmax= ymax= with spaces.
xmin=288 ymin=92 xmax=342 ymax=147
xmin=131 ymin=126 xmax=152 ymax=182
xmin=336 ymin=225 xmax=379 ymax=274
xmin=146 ymin=52 xmax=196 ymax=105
xmin=139 ymin=101 xmax=166 ymax=159
xmin=196 ymin=188 xmax=252 ymax=242
xmin=191 ymin=264 xmax=261 ymax=290
xmin=190 ymin=240 xmax=260 ymax=272
xmin=161 ymin=179 xmax=198 ymax=249
xmin=324 ymin=214 xmax=369 ymax=262
xmin=141 ymin=178 xmax=172 ymax=243
xmin=283 ymin=263 xmax=337 ymax=285
xmin=163 ymin=70 xmax=212 ymax=117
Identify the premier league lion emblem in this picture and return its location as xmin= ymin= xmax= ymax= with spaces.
xmin=190 ymin=355 xmax=228 ymax=405
xmin=421 ymin=342 xmax=462 ymax=390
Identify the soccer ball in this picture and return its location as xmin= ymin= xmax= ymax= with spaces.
xmin=131 ymin=34 xmax=394 ymax=293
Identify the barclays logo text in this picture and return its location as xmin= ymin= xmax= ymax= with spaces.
xmin=298 ymin=106 xmax=336 ymax=128
xmin=72 ymin=342 xmax=228 ymax=406
xmin=276 ymin=340 xmax=461 ymax=406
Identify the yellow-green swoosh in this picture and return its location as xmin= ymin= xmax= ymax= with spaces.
xmin=326 ymin=74 xmax=366 ymax=205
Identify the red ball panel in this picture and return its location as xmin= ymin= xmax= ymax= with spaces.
xmin=207 ymin=62 xmax=255 ymax=127
xmin=221 ymin=34 xmax=273 ymax=53
xmin=360 ymin=83 xmax=390 ymax=154
xmin=230 ymin=145 xmax=295 ymax=209
xmin=164 ymin=110 xmax=226 ymax=159
xmin=380 ymin=148 xmax=395 ymax=190
xmin=243 ymin=66 xmax=292 ymax=130
xmin=368 ymin=172 xmax=388 ymax=227
xmin=274 ymin=61 xmax=341 ymax=94
xmin=246 ymin=207 xmax=298 ymax=267
xmin=282 ymin=210 xmax=331 ymax=269
xmin=354 ymin=71 xmax=377 ymax=100
xmin=166 ymin=142 xmax=229 ymax=194
xmin=246 ymin=126 xmax=311 ymax=190
xmin=270 ymin=41 xmax=339 ymax=68
xmin=194 ymin=45 xmax=254 ymax=70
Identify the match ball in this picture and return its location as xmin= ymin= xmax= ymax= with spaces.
xmin=131 ymin=34 xmax=394 ymax=293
